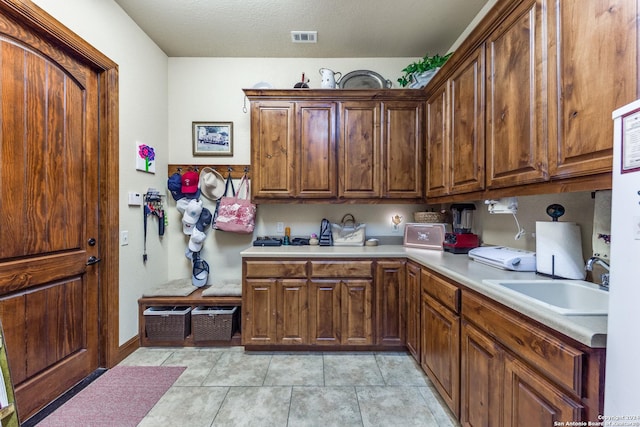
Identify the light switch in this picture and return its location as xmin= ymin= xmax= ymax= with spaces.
xmin=121 ymin=230 xmax=129 ymax=246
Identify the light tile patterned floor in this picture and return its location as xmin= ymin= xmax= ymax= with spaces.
xmin=119 ymin=347 xmax=459 ymax=427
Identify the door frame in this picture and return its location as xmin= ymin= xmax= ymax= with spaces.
xmin=0 ymin=0 xmax=121 ymax=367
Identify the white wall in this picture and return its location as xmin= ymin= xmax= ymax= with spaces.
xmin=31 ymin=0 xmax=170 ymax=345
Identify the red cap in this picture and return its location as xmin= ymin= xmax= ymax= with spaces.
xmin=181 ymin=170 xmax=199 ymax=194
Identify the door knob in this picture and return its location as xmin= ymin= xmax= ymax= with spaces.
xmin=88 ymin=238 xmax=96 ymax=246
xmin=86 ymin=256 xmax=102 ymax=266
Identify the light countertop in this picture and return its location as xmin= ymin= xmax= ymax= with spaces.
xmin=241 ymin=245 xmax=607 ymax=348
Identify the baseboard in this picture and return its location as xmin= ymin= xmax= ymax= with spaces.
xmin=112 ymin=335 xmax=140 ymax=366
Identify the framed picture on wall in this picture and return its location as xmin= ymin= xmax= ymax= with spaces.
xmin=192 ymin=121 xmax=233 ymax=156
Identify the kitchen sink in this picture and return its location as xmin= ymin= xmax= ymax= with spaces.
xmin=482 ymin=279 xmax=609 ymax=316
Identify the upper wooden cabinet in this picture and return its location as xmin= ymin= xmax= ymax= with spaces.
xmin=249 ymin=100 xmax=336 ymax=199
xmin=245 ymin=90 xmax=425 ymax=202
xmin=426 ymin=47 xmax=485 ymax=198
xmin=485 ymin=0 xmax=548 ymax=189
xmin=547 ymin=0 xmax=637 ymax=179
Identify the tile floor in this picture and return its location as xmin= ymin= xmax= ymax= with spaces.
xmin=117 ymin=346 xmax=459 ymax=427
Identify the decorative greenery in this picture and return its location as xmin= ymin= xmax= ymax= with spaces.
xmin=398 ymin=52 xmax=454 ymax=87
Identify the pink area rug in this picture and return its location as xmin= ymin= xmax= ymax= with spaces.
xmin=38 ymin=365 xmax=186 ymax=427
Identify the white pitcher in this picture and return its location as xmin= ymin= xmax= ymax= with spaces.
xmin=319 ymin=68 xmax=341 ymax=89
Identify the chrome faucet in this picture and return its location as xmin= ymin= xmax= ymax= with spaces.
xmin=585 ymin=256 xmax=610 ymax=290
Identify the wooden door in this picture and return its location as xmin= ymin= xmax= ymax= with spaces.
xmin=426 ymin=82 xmax=449 ymax=197
xmin=422 ymin=292 xmax=460 ymax=418
xmin=375 ymin=260 xmax=405 ymax=346
xmin=547 ymin=0 xmax=637 ymax=179
xmin=276 ymin=279 xmax=308 ymax=344
xmin=485 ymin=0 xmax=548 ymax=188
xmin=250 ymin=101 xmax=296 ymax=198
xmin=503 ymin=353 xmax=583 ymax=426
xmin=405 ymin=262 xmax=421 ymax=360
xmin=0 ymin=22 xmax=101 ymax=420
xmin=449 ymin=46 xmax=485 ymax=194
xmin=460 ymin=321 xmax=504 ymax=427
xmin=341 ymin=279 xmax=373 ymax=345
xmin=309 ymin=280 xmax=341 ymax=345
xmin=243 ymin=279 xmax=277 ymax=345
xmin=382 ymin=101 xmax=423 ymax=198
xmin=297 ymin=102 xmax=337 ymax=198
xmin=339 ymin=101 xmax=381 ymax=198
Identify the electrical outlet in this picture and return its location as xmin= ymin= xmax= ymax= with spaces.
xmin=121 ymin=230 xmax=129 ymax=246
xmin=276 ymin=222 xmax=284 ymax=233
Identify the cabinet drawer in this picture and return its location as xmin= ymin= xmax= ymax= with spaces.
xmin=462 ymin=291 xmax=584 ymax=396
xmin=310 ymin=260 xmax=373 ymax=278
xmin=422 ymin=269 xmax=460 ymax=313
xmin=244 ymin=260 xmax=307 ymax=278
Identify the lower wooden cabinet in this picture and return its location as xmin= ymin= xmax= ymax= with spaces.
xmin=420 ymin=269 xmax=461 ymax=418
xmin=405 ymin=262 xmax=421 ymax=360
xmin=375 ymin=260 xmax=406 ymax=346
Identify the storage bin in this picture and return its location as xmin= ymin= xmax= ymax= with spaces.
xmin=143 ymin=306 xmax=192 ymax=341
xmin=191 ymin=306 xmax=238 ymax=341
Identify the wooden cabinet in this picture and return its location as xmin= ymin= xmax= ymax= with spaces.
xmin=461 ymin=290 xmax=596 ymax=425
xmin=546 ymin=0 xmax=637 ymax=179
xmin=485 ymin=0 xmax=548 ymax=189
xmin=375 ymin=260 xmax=406 ymax=346
xmin=420 ymin=269 xmax=461 ymax=418
xmin=243 ymin=260 xmax=308 ymax=345
xmin=245 ymin=90 xmax=425 ymax=202
xmin=309 ymin=260 xmax=373 ymax=346
xmin=426 ymin=47 xmax=485 ymax=198
xmin=250 ymin=100 xmax=336 ymax=199
xmin=460 ymin=320 xmax=504 ymax=427
xmin=405 ymin=262 xmax=421 ymax=360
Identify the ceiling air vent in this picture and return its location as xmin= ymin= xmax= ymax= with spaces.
xmin=291 ymin=31 xmax=317 ymax=43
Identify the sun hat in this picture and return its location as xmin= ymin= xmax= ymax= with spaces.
xmin=188 ymin=227 xmax=207 ymax=252
xmin=191 ymin=253 xmax=209 ymax=287
xmin=196 ymin=207 xmax=212 ymax=232
xmin=199 ymin=167 xmax=226 ymax=201
xmin=182 ymin=199 xmax=203 ymax=235
xmin=167 ymin=172 xmax=184 ymax=201
xmin=181 ymin=170 xmax=200 ymax=195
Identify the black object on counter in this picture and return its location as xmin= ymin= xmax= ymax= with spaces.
xmin=253 ymin=237 xmax=283 ymax=247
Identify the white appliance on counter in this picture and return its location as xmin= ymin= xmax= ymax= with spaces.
xmin=605 ymin=100 xmax=640 ymax=416
xmin=468 ymin=246 xmax=536 ymax=271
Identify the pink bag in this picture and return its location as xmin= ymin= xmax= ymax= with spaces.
xmin=213 ymin=174 xmax=256 ymax=234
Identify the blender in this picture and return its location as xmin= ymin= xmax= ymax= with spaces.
xmin=444 ymin=203 xmax=480 ymax=254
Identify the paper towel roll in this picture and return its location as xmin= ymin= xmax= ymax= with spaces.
xmin=536 ymin=221 xmax=586 ymax=279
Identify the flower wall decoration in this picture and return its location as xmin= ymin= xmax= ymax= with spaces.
xmin=136 ymin=142 xmax=156 ymax=173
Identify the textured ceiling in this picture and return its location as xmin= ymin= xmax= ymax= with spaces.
xmin=113 ymin=0 xmax=491 ymax=58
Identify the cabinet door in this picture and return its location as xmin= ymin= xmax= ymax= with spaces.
xmin=339 ymin=101 xmax=381 ymax=198
xmin=297 ymin=102 xmax=338 ymax=198
xmin=277 ymin=279 xmax=308 ymax=344
xmin=341 ymin=279 xmax=373 ymax=345
xmin=460 ymin=321 xmax=504 ymax=427
xmin=250 ymin=101 xmax=296 ymax=198
xmin=405 ymin=262 xmax=421 ymax=360
xmin=485 ymin=0 xmax=548 ymax=188
xmin=243 ymin=279 xmax=277 ymax=345
xmin=503 ymin=353 xmax=584 ymax=426
xmin=450 ymin=46 xmax=485 ymax=194
xmin=382 ymin=101 xmax=424 ymax=198
xmin=547 ymin=0 xmax=637 ymax=179
xmin=426 ymin=82 xmax=450 ymax=197
xmin=422 ymin=291 xmax=460 ymax=418
xmin=375 ymin=260 xmax=406 ymax=346
xmin=309 ymin=280 xmax=341 ymax=345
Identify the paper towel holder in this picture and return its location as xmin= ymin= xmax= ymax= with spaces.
xmin=546 ymin=204 xmax=565 ymax=222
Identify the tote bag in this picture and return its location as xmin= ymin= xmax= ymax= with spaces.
xmin=213 ymin=174 xmax=256 ymax=234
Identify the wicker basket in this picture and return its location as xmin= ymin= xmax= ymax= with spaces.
xmin=144 ymin=306 xmax=192 ymax=341
xmin=192 ymin=306 xmax=238 ymax=341
xmin=414 ymin=211 xmax=447 ymax=223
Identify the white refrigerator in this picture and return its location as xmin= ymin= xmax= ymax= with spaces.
xmin=606 ymin=100 xmax=640 ymax=415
